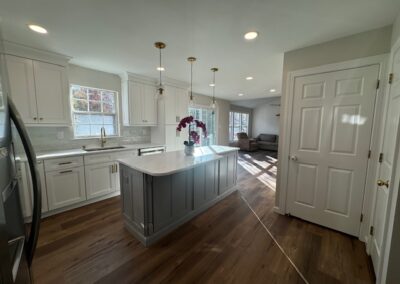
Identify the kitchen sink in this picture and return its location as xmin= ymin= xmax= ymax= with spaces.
xmin=83 ymin=146 xmax=126 ymax=152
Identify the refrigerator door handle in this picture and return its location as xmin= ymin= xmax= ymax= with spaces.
xmin=8 ymin=97 xmax=41 ymax=267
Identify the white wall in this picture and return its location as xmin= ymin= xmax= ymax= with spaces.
xmin=252 ymin=97 xmax=280 ymax=137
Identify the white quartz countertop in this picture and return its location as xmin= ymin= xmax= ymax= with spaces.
xmin=17 ymin=143 xmax=165 ymax=161
xmin=118 ymin=145 xmax=239 ymax=176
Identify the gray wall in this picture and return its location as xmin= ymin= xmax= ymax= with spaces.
xmin=252 ymin=97 xmax=280 ymax=137
xmin=277 ymin=25 xmax=393 ymax=207
xmin=21 ymin=65 xmax=150 ymax=152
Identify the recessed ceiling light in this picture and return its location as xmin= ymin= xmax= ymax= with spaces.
xmin=246 ymin=76 xmax=253 ymax=80
xmin=209 ymin=83 xmax=215 ymax=87
xmin=244 ymin=31 xmax=258 ymax=40
xmin=28 ymin=24 xmax=48 ymax=34
xmin=238 ymin=93 xmax=244 ymax=97
xmin=156 ymin=66 xmax=165 ymax=71
xmin=269 ymin=88 xmax=276 ymax=93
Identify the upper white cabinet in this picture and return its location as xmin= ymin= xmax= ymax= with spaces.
xmin=4 ymin=46 xmax=70 ymax=126
xmin=164 ymin=85 xmax=189 ymax=124
xmin=122 ymin=73 xmax=158 ymax=126
xmin=151 ymin=80 xmax=189 ymax=151
xmin=33 ymin=61 xmax=69 ymax=124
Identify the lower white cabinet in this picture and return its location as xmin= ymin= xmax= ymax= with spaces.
xmin=46 ymin=166 xmax=86 ymax=210
xmin=85 ymin=162 xmax=118 ymax=200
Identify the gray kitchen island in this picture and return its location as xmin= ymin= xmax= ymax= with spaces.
xmin=118 ymin=145 xmax=239 ymax=246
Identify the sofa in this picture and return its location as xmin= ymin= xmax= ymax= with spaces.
xmin=256 ymin=134 xmax=279 ymax=151
xmin=236 ymin=132 xmax=258 ymax=152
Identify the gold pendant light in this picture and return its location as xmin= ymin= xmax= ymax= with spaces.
xmin=154 ymin=42 xmax=166 ymax=95
xmin=187 ymin=57 xmax=196 ymax=106
xmin=210 ymin=67 xmax=218 ymax=109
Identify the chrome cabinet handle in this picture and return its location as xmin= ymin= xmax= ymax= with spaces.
xmin=58 ymin=161 xmax=72 ymax=165
xmin=59 ymin=170 xmax=73 ymax=174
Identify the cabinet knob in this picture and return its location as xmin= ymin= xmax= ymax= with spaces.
xmin=39 ymin=117 xmax=43 ymax=121
xmin=33 ymin=117 xmax=37 ymax=120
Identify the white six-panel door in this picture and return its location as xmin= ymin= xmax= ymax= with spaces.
xmin=370 ymin=41 xmax=400 ymax=273
xmin=287 ymin=65 xmax=380 ymax=236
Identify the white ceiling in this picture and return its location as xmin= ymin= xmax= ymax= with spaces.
xmin=0 ymin=0 xmax=399 ymax=101
xmin=231 ymin=96 xmax=281 ymax=109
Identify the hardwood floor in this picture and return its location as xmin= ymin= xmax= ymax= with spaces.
xmin=32 ymin=150 xmax=375 ymax=283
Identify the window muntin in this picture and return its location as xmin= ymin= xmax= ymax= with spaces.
xmin=70 ymin=85 xmax=119 ymax=138
xmin=229 ymin=111 xmax=249 ymax=141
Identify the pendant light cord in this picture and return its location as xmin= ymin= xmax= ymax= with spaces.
xmin=190 ymin=61 xmax=193 ymax=101
xmin=159 ymin=48 xmax=162 ymax=86
xmin=212 ymin=71 xmax=216 ymax=103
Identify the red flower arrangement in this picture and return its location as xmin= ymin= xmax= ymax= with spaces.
xmin=176 ymin=116 xmax=207 ymax=146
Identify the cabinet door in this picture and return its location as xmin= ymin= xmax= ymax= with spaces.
xmin=164 ymin=85 xmax=178 ymax=124
xmin=46 ymin=167 xmax=86 ymax=210
xmin=176 ymin=87 xmax=189 ymax=120
xmin=128 ymin=81 xmax=142 ymax=125
xmin=194 ymin=161 xmax=218 ymax=209
xmin=5 ymin=55 xmax=38 ymax=124
xmin=142 ymin=84 xmax=157 ymax=125
xmin=85 ymin=162 xmax=117 ymax=200
xmin=33 ymin=61 xmax=70 ymax=125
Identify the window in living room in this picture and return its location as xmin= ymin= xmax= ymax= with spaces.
xmin=229 ymin=111 xmax=249 ymax=141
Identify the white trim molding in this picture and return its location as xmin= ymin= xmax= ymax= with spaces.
xmin=278 ymin=54 xmax=389 ymax=245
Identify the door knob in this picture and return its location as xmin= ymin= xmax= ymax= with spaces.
xmin=290 ymin=155 xmax=298 ymax=161
xmin=377 ymin=179 xmax=389 ymax=188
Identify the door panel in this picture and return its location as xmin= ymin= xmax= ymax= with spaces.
xmin=143 ymin=84 xmax=157 ymax=125
xmin=287 ymin=64 xmax=380 ymax=236
xmin=33 ymin=61 xmax=69 ymax=124
xmin=5 ymin=55 xmax=37 ymax=123
xmin=370 ymin=42 xmax=400 ymax=272
xmin=85 ymin=162 xmax=116 ymax=200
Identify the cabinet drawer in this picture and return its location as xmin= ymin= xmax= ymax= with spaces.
xmin=85 ymin=150 xmax=137 ymax=165
xmin=44 ymin=156 xmax=84 ymax=171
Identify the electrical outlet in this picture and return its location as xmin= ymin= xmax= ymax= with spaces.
xmin=57 ymin=131 xmax=64 ymax=140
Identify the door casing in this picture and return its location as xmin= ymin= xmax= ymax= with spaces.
xmin=278 ymin=54 xmax=388 ymax=243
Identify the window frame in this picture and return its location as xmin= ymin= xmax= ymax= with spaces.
xmin=70 ymin=84 xmax=120 ymax=139
xmin=229 ymin=111 xmax=249 ymax=141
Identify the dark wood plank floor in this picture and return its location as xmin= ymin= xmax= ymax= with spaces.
xmin=32 ymin=151 xmax=375 ymax=284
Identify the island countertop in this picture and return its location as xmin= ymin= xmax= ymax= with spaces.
xmin=118 ymin=145 xmax=239 ymax=176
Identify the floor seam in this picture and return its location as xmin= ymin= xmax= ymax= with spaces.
xmin=239 ymin=193 xmax=310 ymax=284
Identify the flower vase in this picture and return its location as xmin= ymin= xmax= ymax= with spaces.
xmin=184 ymin=144 xmax=195 ymax=156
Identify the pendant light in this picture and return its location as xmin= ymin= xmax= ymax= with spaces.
xmin=187 ymin=57 xmax=196 ymax=106
xmin=154 ymin=42 xmax=166 ymax=96
xmin=210 ymin=67 xmax=218 ymax=109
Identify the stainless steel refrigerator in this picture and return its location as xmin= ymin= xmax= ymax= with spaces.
xmin=0 ymin=30 xmax=42 ymax=283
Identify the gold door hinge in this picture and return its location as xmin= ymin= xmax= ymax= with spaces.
xmin=368 ymin=150 xmax=371 ymax=159
xmin=379 ymin=153 xmax=383 ymax=163
xmin=376 ymin=80 xmax=380 ymax=89
xmin=360 ymin=214 xmax=364 ymax=222
xmin=370 ymin=226 xmax=374 ymax=236
xmin=389 ymin=73 xmax=394 ymax=84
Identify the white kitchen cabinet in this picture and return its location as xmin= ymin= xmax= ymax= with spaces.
xmin=164 ymin=85 xmax=189 ymax=124
xmin=151 ymin=82 xmax=189 ymax=151
xmin=85 ymin=162 xmax=118 ymax=200
xmin=18 ymin=160 xmax=49 ymax=218
xmin=33 ymin=61 xmax=69 ymax=124
xmin=46 ymin=166 xmax=86 ymax=210
xmin=122 ymin=74 xmax=158 ymax=126
xmin=5 ymin=55 xmax=37 ymax=123
xmin=5 ymin=54 xmax=70 ymax=126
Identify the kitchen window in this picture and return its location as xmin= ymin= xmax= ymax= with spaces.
xmin=229 ymin=111 xmax=249 ymax=141
xmin=70 ymin=85 xmax=119 ymax=138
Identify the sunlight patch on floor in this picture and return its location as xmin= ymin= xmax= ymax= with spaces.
xmin=238 ymin=158 xmax=262 ymax=175
xmin=257 ymin=173 xmax=276 ymax=191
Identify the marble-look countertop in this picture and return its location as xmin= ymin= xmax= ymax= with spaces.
xmin=17 ymin=143 xmax=165 ymax=161
xmin=118 ymin=145 xmax=239 ymax=176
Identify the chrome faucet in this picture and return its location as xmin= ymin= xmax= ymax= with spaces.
xmin=100 ymin=127 xmax=107 ymax=148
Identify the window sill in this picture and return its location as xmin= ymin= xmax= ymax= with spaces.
xmin=72 ymin=136 xmax=121 ymax=140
